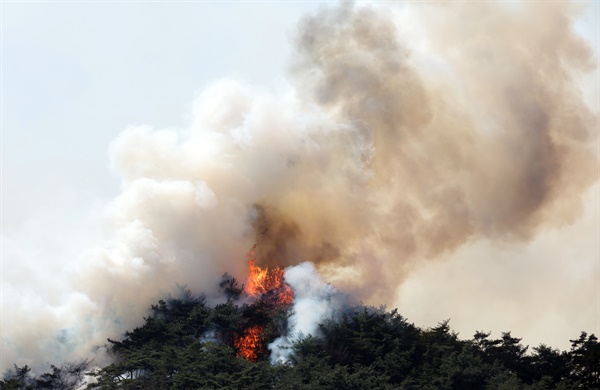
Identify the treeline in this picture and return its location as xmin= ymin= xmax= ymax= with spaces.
xmin=2 ymin=281 xmax=599 ymax=389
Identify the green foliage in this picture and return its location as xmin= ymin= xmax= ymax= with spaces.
xmin=3 ymin=279 xmax=597 ymax=389
xmin=531 ymin=344 xmax=570 ymax=384
xmin=569 ymin=332 xmax=600 ymax=388
xmin=219 ymin=273 xmax=244 ymax=301
xmin=1 ymin=360 xmax=92 ymax=390
xmin=1 ymin=365 xmax=32 ymax=390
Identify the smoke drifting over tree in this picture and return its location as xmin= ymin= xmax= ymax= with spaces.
xmin=2 ymin=1 xmax=597 ymax=372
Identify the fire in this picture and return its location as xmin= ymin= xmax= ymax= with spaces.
xmin=234 ymin=246 xmax=294 ymax=361
xmin=243 ymin=247 xmax=293 ymax=306
xmin=234 ymin=325 xmax=264 ymax=362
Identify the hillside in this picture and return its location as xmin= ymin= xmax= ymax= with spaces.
xmin=2 ymin=277 xmax=598 ymax=390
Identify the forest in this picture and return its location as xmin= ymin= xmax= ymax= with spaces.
xmin=2 ymin=275 xmax=599 ymax=390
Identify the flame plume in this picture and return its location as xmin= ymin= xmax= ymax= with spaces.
xmin=243 ymin=246 xmax=293 ymax=306
xmin=234 ymin=247 xmax=294 ymax=361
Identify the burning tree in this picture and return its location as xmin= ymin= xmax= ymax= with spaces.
xmin=233 ymin=246 xmax=294 ymax=362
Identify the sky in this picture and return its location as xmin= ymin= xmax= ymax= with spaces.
xmin=1 ymin=0 xmax=599 ymax=372
xmin=2 ymin=1 xmax=333 ymax=232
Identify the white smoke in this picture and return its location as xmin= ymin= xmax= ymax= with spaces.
xmin=269 ymin=262 xmax=345 ymax=364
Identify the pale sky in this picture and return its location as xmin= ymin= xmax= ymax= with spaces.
xmin=2 ymin=2 xmax=336 ymax=233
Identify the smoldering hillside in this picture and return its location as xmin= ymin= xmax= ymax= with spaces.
xmin=1 ymin=1 xmax=597 ymax=372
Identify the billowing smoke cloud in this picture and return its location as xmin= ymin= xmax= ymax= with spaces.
xmin=269 ymin=262 xmax=345 ymax=364
xmin=1 ymin=1 xmax=597 ymax=372
xmin=256 ymin=1 xmax=597 ymax=302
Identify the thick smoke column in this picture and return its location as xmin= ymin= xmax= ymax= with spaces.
xmin=1 ymin=1 xmax=597 ymax=372
xmin=252 ymin=2 xmax=597 ymax=301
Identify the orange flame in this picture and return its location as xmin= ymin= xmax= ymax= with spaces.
xmin=234 ymin=246 xmax=294 ymax=361
xmin=234 ymin=325 xmax=264 ymax=362
xmin=243 ymin=247 xmax=293 ymax=305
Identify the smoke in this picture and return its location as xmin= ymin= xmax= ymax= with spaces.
xmin=269 ymin=262 xmax=346 ymax=364
xmin=259 ymin=1 xmax=597 ymax=302
xmin=2 ymin=1 xmax=597 ymax=372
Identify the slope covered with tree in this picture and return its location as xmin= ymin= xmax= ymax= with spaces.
xmin=2 ymin=278 xmax=599 ymax=389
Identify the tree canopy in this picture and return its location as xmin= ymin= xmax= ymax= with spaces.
xmin=2 ymin=279 xmax=599 ymax=389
